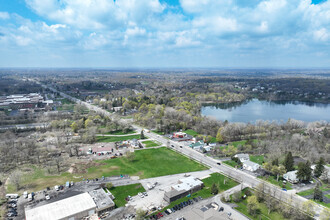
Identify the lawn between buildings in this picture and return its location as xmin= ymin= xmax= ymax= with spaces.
xmin=142 ymin=140 xmax=161 ymax=148
xmin=297 ymin=183 xmax=330 ymax=208
xmin=8 ymin=147 xmax=207 ymax=193
xmin=96 ymin=134 xmax=141 ymax=142
xmin=107 ymin=183 xmax=146 ymax=207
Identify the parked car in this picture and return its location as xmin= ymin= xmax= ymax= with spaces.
xmin=217 ymin=162 xmax=221 ymax=165
xmin=45 ymin=194 xmax=50 ymax=200
xmin=138 ymin=192 xmax=144 ymax=198
xmin=143 ymin=192 xmax=148 ymax=196
xmin=54 ymin=185 xmax=59 ymax=191
xmin=219 ymin=207 xmax=224 ymax=212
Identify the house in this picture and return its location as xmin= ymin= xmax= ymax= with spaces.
xmin=164 ymin=176 xmax=204 ymax=203
xmin=189 ymin=140 xmax=205 ymax=150
xmin=283 ymin=170 xmax=299 ymax=183
xmin=234 ymin=153 xmax=250 ymax=163
xmin=202 ymin=145 xmax=212 ymax=152
xmin=243 ymin=160 xmax=260 ymax=172
xmin=173 ymin=132 xmax=187 ymax=138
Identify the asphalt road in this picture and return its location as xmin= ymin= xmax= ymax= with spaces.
xmin=36 ymin=81 xmax=325 ymax=219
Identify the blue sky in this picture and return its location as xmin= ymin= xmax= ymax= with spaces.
xmin=0 ymin=0 xmax=329 ymax=68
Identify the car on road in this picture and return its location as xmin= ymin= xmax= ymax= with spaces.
xmin=179 ymin=146 xmax=183 ymax=148
xmin=219 ymin=207 xmax=224 ymax=212
xmin=171 ymin=145 xmax=175 ymax=147
xmin=143 ymin=192 xmax=148 ymax=196
xmin=282 ymin=188 xmax=287 ymax=191
xmin=217 ymin=162 xmax=221 ymax=165
xmin=138 ymin=192 xmax=144 ymax=198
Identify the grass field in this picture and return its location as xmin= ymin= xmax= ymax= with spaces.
xmin=233 ymin=188 xmax=288 ymax=220
xmin=297 ymin=184 xmax=330 ymax=196
xmin=184 ymin=129 xmax=216 ymax=143
xmin=104 ymin=130 xmax=136 ymax=135
xmin=142 ymin=140 xmax=160 ymax=148
xmin=258 ymin=176 xmax=292 ymax=190
xmin=250 ymin=155 xmax=264 ymax=165
xmin=8 ymin=148 xmax=207 ymax=193
xmin=224 ymin=160 xmax=239 ymax=168
xmin=108 ymin=183 xmax=145 ymax=207
xmin=96 ymin=135 xmax=141 ymax=142
xmin=151 ymin=130 xmax=165 ymax=135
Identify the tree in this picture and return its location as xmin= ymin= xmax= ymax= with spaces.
xmin=216 ymin=127 xmax=224 ymax=143
xmin=232 ymin=191 xmax=241 ymax=202
xmin=211 ymin=183 xmax=218 ymax=195
xmin=314 ymin=157 xmax=325 ymax=178
xmin=263 ymin=162 xmax=273 ymax=173
xmin=297 ymin=161 xmax=312 ymax=182
xmin=256 ymin=183 xmax=265 ymax=202
xmin=247 ymin=195 xmax=260 ymax=216
xmin=302 ymin=201 xmax=315 ymax=218
xmin=140 ymin=130 xmax=145 ymax=139
xmin=320 ymin=208 xmax=330 ymax=220
xmin=271 ymin=165 xmax=286 ymax=182
xmin=71 ymin=121 xmax=78 ymax=133
xmin=136 ymin=208 xmax=146 ymax=220
xmin=106 ymin=182 xmax=113 ymax=189
xmin=313 ymin=183 xmax=323 ymax=202
xmin=10 ymin=170 xmax=22 ymax=191
xmin=283 ymin=152 xmax=294 ymax=172
xmin=272 ymin=158 xmax=279 ymax=166
xmin=126 ymin=151 xmax=135 ymax=162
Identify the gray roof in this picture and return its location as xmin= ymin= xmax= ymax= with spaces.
xmin=243 ymin=160 xmax=260 ymax=167
xmin=88 ymin=189 xmax=115 ymax=211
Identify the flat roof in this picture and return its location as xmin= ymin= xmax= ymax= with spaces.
xmin=25 ymin=192 xmax=96 ymax=220
xmin=172 ymin=176 xmax=203 ymax=191
xmin=88 ymin=189 xmax=115 ymax=210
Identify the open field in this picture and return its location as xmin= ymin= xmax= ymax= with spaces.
xmin=184 ymin=129 xmax=217 ymax=142
xmin=104 ymin=130 xmax=136 ymax=135
xmin=232 ymin=188 xmax=288 ymax=220
xmin=108 ymin=183 xmax=145 ymax=207
xmin=297 ymin=183 xmax=330 ymax=208
xmin=142 ymin=140 xmax=160 ymax=148
xmin=96 ymin=135 xmax=141 ymax=142
xmin=224 ymin=160 xmax=239 ymax=168
xmin=250 ymin=155 xmax=264 ymax=165
xmin=151 ymin=130 xmax=165 ymax=135
xmin=8 ymin=148 xmax=207 ymax=193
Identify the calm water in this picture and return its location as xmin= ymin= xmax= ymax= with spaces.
xmin=201 ymin=99 xmax=330 ymax=123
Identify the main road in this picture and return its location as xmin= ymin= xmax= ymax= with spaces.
xmin=36 ymin=80 xmax=326 ymax=219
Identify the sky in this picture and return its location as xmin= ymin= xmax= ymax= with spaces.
xmin=0 ymin=0 xmax=329 ymax=68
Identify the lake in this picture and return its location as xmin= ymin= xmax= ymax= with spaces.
xmin=201 ymin=99 xmax=330 ymax=123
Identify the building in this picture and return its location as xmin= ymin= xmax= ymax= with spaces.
xmin=173 ymin=132 xmax=187 ymax=138
xmin=242 ymin=160 xmax=260 ymax=172
xmin=283 ymin=170 xmax=299 ymax=183
xmin=91 ymin=146 xmax=113 ymax=155
xmin=88 ymin=189 xmax=115 ymax=215
xmin=0 ymin=93 xmax=52 ymax=110
xmin=234 ymin=153 xmax=250 ymax=163
xmin=189 ymin=140 xmax=205 ymax=150
xmin=164 ymin=176 xmax=204 ymax=203
xmin=25 ymin=189 xmax=115 ymax=220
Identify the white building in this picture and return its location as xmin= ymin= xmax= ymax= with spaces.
xmin=235 ymin=153 xmax=250 ymax=163
xmin=242 ymin=160 xmax=260 ymax=172
xmin=283 ymin=170 xmax=299 ymax=183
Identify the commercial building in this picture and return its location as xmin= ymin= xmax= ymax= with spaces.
xmin=0 ymin=93 xmax=52 ymax=110
xmin=25 ymin=189 xmax=115 ymax=220
xmin=164 ymin=176 xmax=204 ymax=203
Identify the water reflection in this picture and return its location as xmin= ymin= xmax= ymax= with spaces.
xmin=201 ymin=99 xmax=330 ymax=123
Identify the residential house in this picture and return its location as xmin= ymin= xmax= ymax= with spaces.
xmin=242 ymin=160 xmax=260 ymax=172
xmin=234 ymin=153 xmax=250 ymax=163
xmin=283 ymin=170 xmax=299 ymax=183
xmin=189 ymin=140 xmax=205 ymax=150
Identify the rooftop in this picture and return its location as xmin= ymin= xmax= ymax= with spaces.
xmin=172 ymin=176 xmax=203 ymax=192
xmin=243 ymin=160 xmax=259 ymax=167
xmin=25 ymin=192 xmax=96 ymax=220
xmin=88 ymin=188 xmax=115 ymax=211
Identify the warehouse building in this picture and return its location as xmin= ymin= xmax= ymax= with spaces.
xmin=25 ymin=189 xmax=115 ymax=220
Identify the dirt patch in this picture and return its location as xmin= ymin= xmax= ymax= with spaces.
xmin=71 ymin=161 xmax=103 ymax=174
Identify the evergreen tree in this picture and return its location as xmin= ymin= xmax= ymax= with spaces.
xmin=272 ymin=158 xmax=279 ymax=166
xmin=314 ymin=157 xmax=325 ymax=178
xmin=283 ymin=152 xmax=294 ymax=172
xmin=297 ymin=161 xmax=312 ymax=182
xmin=211 ymin=183 xmax=218 ymax=195
xmin=140 ymin=130 xmax=145 ymax=139
xmin=313 ymin=183 xmax=323 ymax=202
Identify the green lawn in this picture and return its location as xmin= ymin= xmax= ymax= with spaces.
xmin=56 ymin=104 xmax=75 ymax=111
xmin=184 ymin=129 xmax=199 ymax=136
xmin=297 ymin=184 xmax=330 ymax=196
xmin=104 ymin=130 xmax=136 ymax=135
xmin=224 ymin=160 xmax=239 ymax=168
xmin=258 ymin=176 xmax=292 ymax=190
xmin=96 ymin=135 xmax=141 ymax=142
xmin=250 ymin=155 xmax=264 ymax=165
xmin=142 ymin=140 xmax=160 ymax=148
xmin=151 ymin=130 xmax=165 ymax=135
xmin=9 ymin=148 xmax=207 ymax=193
xmin=325 ymin=194 xmax=330 ymax=199
xmin=108 ymin=183 xmax=145 ymax=207
xmin=232 ymin=188 xmax=288 ymax=220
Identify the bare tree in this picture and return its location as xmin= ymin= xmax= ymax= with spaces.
xmin=10 ymin=170 xmax=22 ymax=191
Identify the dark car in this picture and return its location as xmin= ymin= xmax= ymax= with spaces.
xmin=179 ymin=146 xmax=183 ymax=148
xmin=219 ymin=207 xmax=224 ymax=212
xmin=171 ymin=145 xmax=175 ymax=148
xmin=193 ymin=197 xmax=198 ymax=202
xmin=217 ymin=162 xmax=221 ymax=165
xmin=198 ymin=196 xmax=203 ymax=200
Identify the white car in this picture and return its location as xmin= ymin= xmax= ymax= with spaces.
xmin=45 ymin=194 xmax=50 ymax=200
xmin=138 ymin=192 xmax=144 ymax=198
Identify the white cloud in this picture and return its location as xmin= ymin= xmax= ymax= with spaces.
xmin=0 ymin=12 xmax=10 ymax=19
